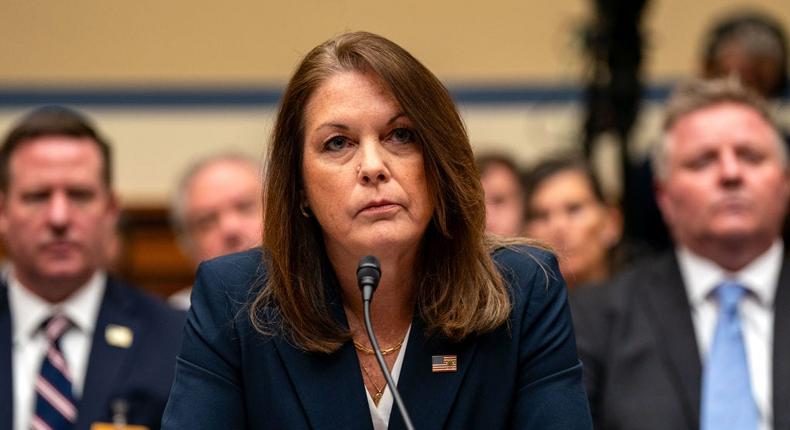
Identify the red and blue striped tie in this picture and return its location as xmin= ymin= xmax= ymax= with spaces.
xmin=31 ymin=315 xmax=77 ymax=430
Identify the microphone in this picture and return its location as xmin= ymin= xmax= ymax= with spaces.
xmin=357 ymin=255 xmax=380 ymax=302
xmin=356 ymin=256 xmax=415 ymax=430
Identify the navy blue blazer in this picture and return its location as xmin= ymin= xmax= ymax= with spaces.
xmin=0 ymin=277 xmax=186 ymax=430
xmin=162 ymin=246 xmax=592 ymax=429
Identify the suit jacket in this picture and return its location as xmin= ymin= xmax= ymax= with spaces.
xmin=162 ymin=246 xmax=593 ymax=429
xmin=0 ymin=277 xmax=186 ymax=430
xmin=571 ymin=251 xmax=790 ymax=430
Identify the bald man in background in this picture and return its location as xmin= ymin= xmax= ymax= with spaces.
xmin=168 ymin=153 xmax=263 ymax=309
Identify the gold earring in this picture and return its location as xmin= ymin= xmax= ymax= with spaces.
xmin=300 ymin=202 xmax=310 ymax=218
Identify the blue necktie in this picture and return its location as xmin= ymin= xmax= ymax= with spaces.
xmin=32 ymin=315 xmax=77 ymax=430
xmin=701 ymin=281 xmax=758 ymax=430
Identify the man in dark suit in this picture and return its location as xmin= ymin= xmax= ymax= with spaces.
xmin=572 ymin=78 xmax=790 ymax=430
xmin=0 ymin=106 xmax=185 ymax=430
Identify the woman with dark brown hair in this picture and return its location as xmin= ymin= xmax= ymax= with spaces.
xmin=524 ymin=157 xmax=622 ymax=289
xmin=162 ymin=32 xmax=591 ymax=429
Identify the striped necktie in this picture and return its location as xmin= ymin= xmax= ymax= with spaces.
xmin=31 ymin=314 xmax=77 ymax=430
xmin=700 ymin=281 xmax=758 ymax=430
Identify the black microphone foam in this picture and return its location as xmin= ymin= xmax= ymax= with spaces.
xmin=356 ymin=255 xmax=381 ymax=301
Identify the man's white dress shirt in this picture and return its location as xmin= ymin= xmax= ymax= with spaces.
xmin=677 ymin=241 xmax=781 ymax=430
xmin=8 ymin=269 xmax=106 ymax=430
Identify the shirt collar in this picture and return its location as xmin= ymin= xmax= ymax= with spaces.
xmin=677 ymin=240 xmax=782 ymax=308
xmin=8 ymin=269 xmax=107 ymax=345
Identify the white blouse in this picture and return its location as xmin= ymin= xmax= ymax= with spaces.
xmin=365 ymin=325 xmax=412 ymax=430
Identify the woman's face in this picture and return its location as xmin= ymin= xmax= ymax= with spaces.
xmin=525 ymin=170 xmax=620 ymax=286
xmin=301 ymin=70 xmax=434 ymax=261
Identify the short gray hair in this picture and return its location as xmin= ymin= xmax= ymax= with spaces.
xmin=651 ymin=77 xmax=786 ymax=181
xmin=170 ymin=152 xmax=261 ymax=241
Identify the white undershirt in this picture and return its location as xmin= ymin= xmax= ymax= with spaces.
xmin=677 ymin=241 xmax=781 ymax=430
xmin=8 ymin=269 xmax=106 ymax=430
xmin=366 ymin=325 xmax=411 ymax=430
xmin=167 ymin=286 xmax=192 ymax=310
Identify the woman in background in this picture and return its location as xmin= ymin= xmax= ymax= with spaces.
xmin=524 ymin=158 xmax=622 ymax=288
xmin=162 ymin=32 xmax=591 ymax=429
xmin=477 ymin=153 xmax=527 ymax=237
xmin=701 ymin=10 xmax=787 ymax=100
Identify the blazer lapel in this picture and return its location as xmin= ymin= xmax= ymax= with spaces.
xmin=388 ymin=315 xmax=478 ymax=430
xmin=0 ymin=283 xmax=13 ymax=430
xmin=772 ymin=255 xmax=790 ymax=430
xmin=640 ymin=253 xmax=701 ymax=429
xmin=272 ymin=260 xmax=476 ymax=430
xmin=272 ymin=267 xmax=373 ymax=430
xmin=273 ymin=334 xmax=373 ymax=430
xmin=76 ymin=279 xmax=138 ymax=429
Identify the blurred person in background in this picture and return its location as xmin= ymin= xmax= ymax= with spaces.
xmin=477 ymin=154 xmax=527 ymax=237
xmin=701 ymin=9 xmax=787 ymax=100
xmin=168 ymin=153 xmax=263 ymax=309
xmin=620 ymin=9 xmax=788 ymax=260
xmin=523 ymin=158 xmax=622 ymax=289
xmin=0 ymin=106 xmax=184 ymax=430
xmin=573 ymin=78 xmax=790 ymax=429
xmin=701 ymin=8 xmax=790 ymax=263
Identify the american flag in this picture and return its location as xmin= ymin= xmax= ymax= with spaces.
xmin=432 ymin=355 xmax=457 ymax=372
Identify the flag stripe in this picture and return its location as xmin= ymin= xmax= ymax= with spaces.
xmin=431 ymin=355 xmax=458 ymax=372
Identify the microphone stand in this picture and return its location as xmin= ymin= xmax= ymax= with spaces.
xmin=357 ymin=256 xmax=415 ymax=430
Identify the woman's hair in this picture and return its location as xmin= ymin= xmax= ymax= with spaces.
xmin=523 ymin=156 xmax=623 ymax=281
xmin=253 ymin=31 xmax=511 ymax=353
xmin=523 ymin=157 xmax=606 ymax=220
xmin=701 ymin=10 xmax=788 ymax=98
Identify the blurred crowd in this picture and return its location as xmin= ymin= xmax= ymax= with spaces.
xmin=476 ymin=9 xmax=790 ymax=429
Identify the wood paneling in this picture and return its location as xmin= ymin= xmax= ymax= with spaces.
xmin=116 ymin=206 xmax=194 ymax=298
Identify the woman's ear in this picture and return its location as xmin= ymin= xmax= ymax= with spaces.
xmin=299 ymin=189 xmax=311 ymax=218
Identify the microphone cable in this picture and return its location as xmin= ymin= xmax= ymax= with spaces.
xmin=357 ymin=255 xmax=415 ymax=430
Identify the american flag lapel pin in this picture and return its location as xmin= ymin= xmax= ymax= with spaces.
xmin=432 ymin=355 xmax=457 ymax=373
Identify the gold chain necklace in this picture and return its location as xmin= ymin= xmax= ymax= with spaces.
xmin=345 ymin=305 xmax=406 ymax=357
xmin=353 ymin=336 xmax=405 ymax=405
xmin=359 ymin=358 xmax=386 ymax=405
xmin=353 ymin=338 xmax=404 ymax=356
